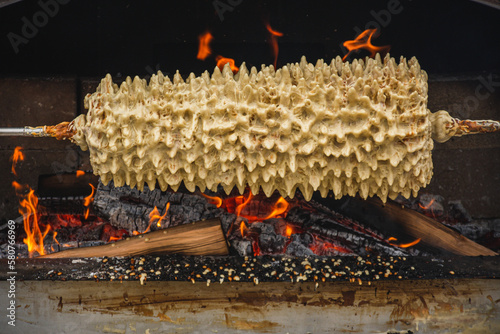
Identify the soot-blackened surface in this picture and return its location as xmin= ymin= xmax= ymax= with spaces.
xmin=1 ymin=255 xmax=498 ymax=283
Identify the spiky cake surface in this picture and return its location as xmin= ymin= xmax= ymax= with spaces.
xmin=71 ymin=54 xmax=433 ymax=201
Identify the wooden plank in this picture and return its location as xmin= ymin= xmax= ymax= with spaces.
xmin=1 ymin=279 xmax=498 ymax=333
xmin=319 ymin=196 xmax=498 ymax=256
xmin=39 ymin=219 xmax=229 ymax=258
xmin=367 ymin=198 xmax=498 ymax=256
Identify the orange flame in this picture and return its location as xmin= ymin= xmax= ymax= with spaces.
xmin=83 ymin=183 xmax=96 ymax=219
xmin=51 ymin=231 xmax=60 ymax=252
xmin=220 ymin=190 xmax=290 ymax=223
xmin=12 ymin=180 xmax=25 ymax=193
xmin=202 ymin=193 xmax=222 ymax=208
xmin=134 ymin=220 xmax=152 ymax=235
xmin=388 ymin=237 xmax=421 ymax=248
xmin=14 ymin=185 xmax=49 ymax=257
xmin=240 ymin=221 xmax=248 ymax=238
xmin=418 ymin=199 xmax=435 ymax=210
xmin=149 ymin=202 xmax=170 ymax=228
xmin=235 ymin=192 xmax=253 ymax=217
xmin=285 ymin=225 xmax=293 ymax=238
xmin=342 ymin=29 xmax=390 ymax=61
xmin=264 ymin=197 xmax=289 ymax=220
xmin=216 ymin=56 xmax=239 ymax=73
xmin=76 ymin=170 xmax=85 ymax=177
xmin=10 ymin=146 xmax=24 ymax=177
xmin=266 ymin=23 xmax=283 ymax=68
xmin=397 ymin=238 xmax=421 ymax=248
xmin=109 ymin=236 xmax=121 ymax=241
xmin=197 ymin=31 xmax=213 ymax=60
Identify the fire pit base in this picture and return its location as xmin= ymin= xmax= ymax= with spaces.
xmin=1 ymin=256 xmax=499 ymax=333
xmin=1 ymin=279 xmax=499 ymax=334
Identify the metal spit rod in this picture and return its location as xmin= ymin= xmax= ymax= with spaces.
xmin=0 ymin=127 xmax=49 ymax=137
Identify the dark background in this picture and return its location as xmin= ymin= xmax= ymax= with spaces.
xmin=0 ymin=0 xmax=499 ymax=78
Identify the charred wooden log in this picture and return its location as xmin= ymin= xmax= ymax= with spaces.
xmin=93 ymin=181 xmax=234 ymax=233
xmin=285 ymin=205 xmax=410 ymax=256
xmin=321 ymin=196 xmax=498 ymax=256
xmin=90 ymin=180 xmax=492 ymax=257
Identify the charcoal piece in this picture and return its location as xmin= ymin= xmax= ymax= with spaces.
xmin=252 ymin=222 xmax=274 ymax=235
xmin=286 ymin=241 xmax=315 ymax=256
xmin=285 ymin=202 xmax=409 ymax=257
xmin=448 ymin=200 xmax=472 ymax=223
xmin=291 ymin=233 xmax=313 ymax=246
xmin=232 ymin=240 xmax=252 ymax=257
xmin=219 ymin=213 xmax=237 ymax=232
xmin=262 ymin=218 xmax=286 ymax=232
xmin=251 ymin=222 xmax=287 ymax=254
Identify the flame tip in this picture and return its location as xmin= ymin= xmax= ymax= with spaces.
xmin=342 ymin=29 xmax=390 ymax=62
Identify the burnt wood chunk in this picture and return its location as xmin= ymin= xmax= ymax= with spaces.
xmin=371 ymin=199 xmax=498 ymax=256
xmin=326 ymin=196 xmax=498 ymax=257
xmin=93 ymin=181 xmax=224 ymax=232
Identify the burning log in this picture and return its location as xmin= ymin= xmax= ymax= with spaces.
xmin=92 ymin=181 xmax=230 ymax=233
xmin=328 ymin=197 xmax=498 ymax=256
xmin=369 ymin=199 xmax=498 ymax=256
xmin=91 ymin=180 xmax=418 ymax=257
xmin=39 ymin=218 xmax=229 ymax=258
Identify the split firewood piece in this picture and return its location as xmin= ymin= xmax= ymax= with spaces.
xmin=367 ymin=198 xmax=498 ymax=256
xmin=40 ymin=218 xmax=229 ymax=258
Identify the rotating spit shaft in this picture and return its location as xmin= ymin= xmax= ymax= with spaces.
xmin=0 ymin=126 xmax=49 ymax=137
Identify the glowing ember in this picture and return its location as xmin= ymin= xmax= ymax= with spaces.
xmin=201 ymin=193 xmax=222 ymax=208
xmin=101 ymin=224 xmax=128 ymax=242
xmin=216 ymin=55 xmax=239 ymax=73
xmin=310 ymin=238 xmax=353 ymax=255
xmin=285 ymin=225 xmax=293 ymax=238
xmin=197 ymin=31 xmax=213 ymax=60
xmin=76 ymin=170 xmax=85 ymax=177
xmin=388 ymin=237 xmax=422 ymax=248
xmin=342 ymin=29 xmax=390 ymax=61
xmin=149 ymin=202 xmax=170 ymax=228
xmin=10 ymin=146 xmax=24 ymax=177
xmin=83 ymin=183 xmax=96 ymax=219
xmin=265 ymin=23 xmax=283 ymax=68
xmin=52 ymin=214 xmax=83 ymax=228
